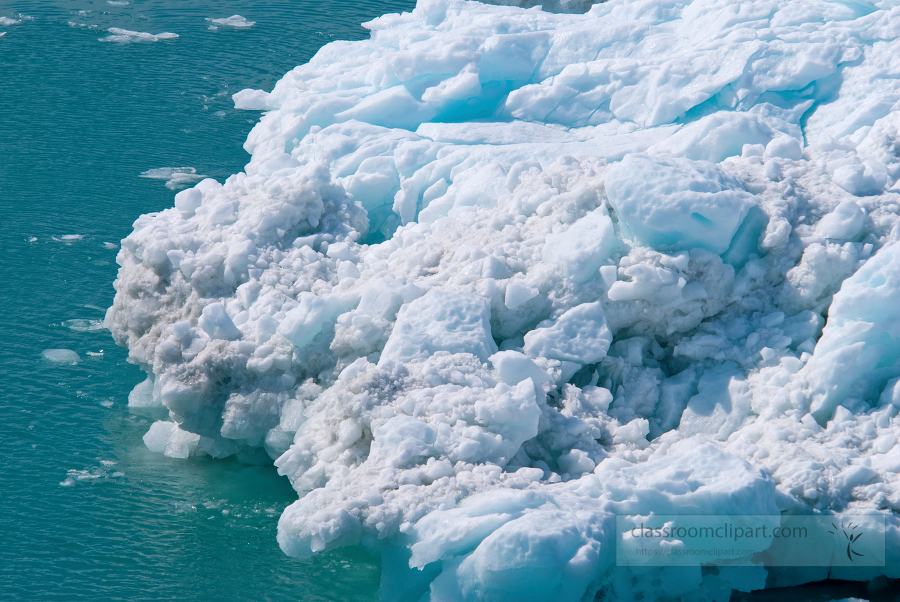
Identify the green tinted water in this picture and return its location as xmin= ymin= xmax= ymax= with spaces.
xmin=0 ymin=2 xmax=414 ymax=599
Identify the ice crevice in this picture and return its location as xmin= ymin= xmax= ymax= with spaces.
xmin=108 ymin=0 xmax=900 ymax=600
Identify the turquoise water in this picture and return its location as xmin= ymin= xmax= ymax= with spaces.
xmin=0 ymin=2 xmax=414 ymax=599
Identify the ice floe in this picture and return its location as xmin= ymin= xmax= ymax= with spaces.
xmin=139 ymin=167 xmax=206 ymax=190
xmin=206 ymin=15 xmax=255 ymax=29
xmin=42 ymin=349 xmax=80 ymax=364
xmin=99 ymin=28 xmax=178 ymax=43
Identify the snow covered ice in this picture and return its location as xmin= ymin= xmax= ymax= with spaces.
xmin=107 ymin=0 xmax=900 ymax=599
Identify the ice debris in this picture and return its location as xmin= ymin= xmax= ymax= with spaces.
xmin=99 ymin=28 xmax=179 ymax=43
xmin=206 ymin=15 xmax=255 ymax=29
xmin=42 ymin=349 xmax=80 ymax=364
xmin=108 ymin=0 xmax=900 ymax=600
xmin=139 ymin=167 xmax=205 ymax=190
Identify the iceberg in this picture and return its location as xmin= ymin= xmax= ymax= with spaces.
xmin=108 ymin=0 xmax=900 ymax=599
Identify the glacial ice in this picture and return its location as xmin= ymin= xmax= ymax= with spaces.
xmin=107 ymin=0 xmax=900 ymax=599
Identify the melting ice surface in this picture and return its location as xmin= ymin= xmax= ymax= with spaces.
xmin=108 ymin=0 xmax=900 ymax=599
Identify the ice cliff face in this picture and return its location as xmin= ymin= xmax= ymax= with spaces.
xmin=108 ymin=0 xmax=900 ymax=599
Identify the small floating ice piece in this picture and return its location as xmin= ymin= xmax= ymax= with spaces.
xmin=143 ymin=421 xmax=200 ymax=458
xmin=99 ymin=28 xmax=179 ymax=43
xmin=42 ymin=349 xmax=80 ymax=364
xmin=106 ymin=0 xmax=129 ymax=5
xmin=206 ymin=15 xmax=255 ymax=28
xmin=139 ymin=167 xmax=205 ymax=190
xmin=62 ymin=318 xmax=106 ymax=332
xmin=0 ymin=17 xmax=21 ymax=26
xmin=102 ymin=242 xmax=118 ymax=250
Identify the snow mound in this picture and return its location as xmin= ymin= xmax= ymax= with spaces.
xmin=108 ymin=0 xmax=900 ymax=600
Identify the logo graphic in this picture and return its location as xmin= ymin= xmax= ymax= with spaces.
xmin=828 ymin=520 xmax=865 ymax=561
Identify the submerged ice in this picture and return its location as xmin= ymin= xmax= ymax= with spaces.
xmin=108 ymin=0 xmax=900 ymax=599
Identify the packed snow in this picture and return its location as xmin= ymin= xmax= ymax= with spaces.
xmin=108 ymin=0 xmax=900 ymax=599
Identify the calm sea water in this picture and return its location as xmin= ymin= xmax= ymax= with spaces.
xmin=0 ymin=2 xmax=415 ymax=599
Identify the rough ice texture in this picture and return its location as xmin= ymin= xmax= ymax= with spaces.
xmin=108 ymin=0 xmax=900 ymax=600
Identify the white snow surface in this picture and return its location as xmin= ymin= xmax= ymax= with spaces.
xmin=108 ymin=0 xmax=900 ymax=599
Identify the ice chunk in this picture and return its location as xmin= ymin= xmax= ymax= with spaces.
xmin=504 ymin=281 xmax=539 ymax=309
xmin=277 ymin=293 xmax=355 ymax=348
xmin=807 ymin=243 xmax=900 ymax=421
xmin=766 ymin=136 xmax=803 ymax=160
xmin=880 ymin=377 xmax=900 ymax=407
xmin=139 ymin=167 xmax=204 ymax=190
xmin=142 ymin=421 xmax=174 ymax=453
xmin=833 ymin=160 xmax=889 ymax=196
xmin=490 ymin=350 xmax=552 ymax=386
xmin=142 ymin=421 xmax=200 ymax=458
xmin=99 ymin=28 xmax=179 ymax=43
xmin=41 ymin=349 xmax=79 ymax=364
xmin=380 ymin=289 xmax=497 ymax=365
xmin=679 ymin=362 xmax=752 ymax=440
xmin=174 ymin=188 xmax=203 ymax=217
xmin=198 ymin=303 xmax=242 ymax=340
xmin=205 ymin=15 xmax=255 ymax=28
xmin=524 ymin=302 xmax=612 ymax=365
xmin=815 ymin=201 xmax=866 ymax=241
xmin=605 ymin=155 xmax=757 ymax=254
xmin=127 ymin=376 xmax=159 ymax=408
xmin=542 ymin=210 xmax=617 ymax=283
